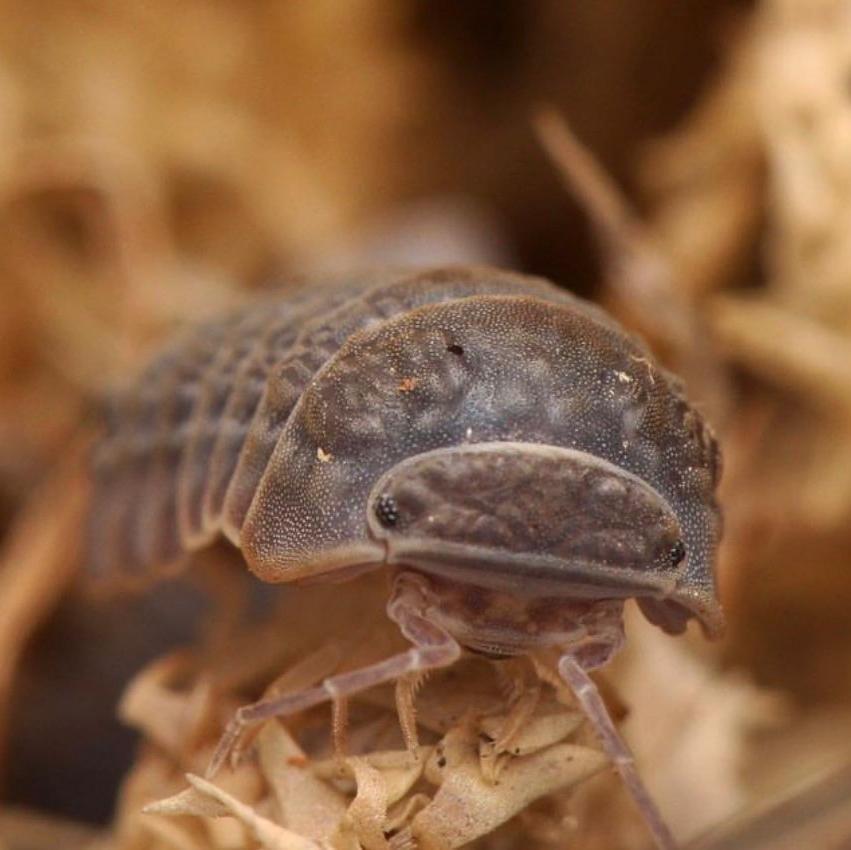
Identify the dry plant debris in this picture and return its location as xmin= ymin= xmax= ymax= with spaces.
xmin=637 ymin=0 xmax=851 ymax=705
xmin=2 ymin=573 xmax=759 ymax=850
xmin=0 ymin=444 xmax=89 ymax=772
xmin=108 ymin=626 xmax=612 ymax=850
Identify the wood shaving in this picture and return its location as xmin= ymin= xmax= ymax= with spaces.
xmin=106 ymin=644 xmax=613 ymax=850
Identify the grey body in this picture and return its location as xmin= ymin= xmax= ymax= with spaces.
xmin=88 ymin=266 xmax=722 ymax=637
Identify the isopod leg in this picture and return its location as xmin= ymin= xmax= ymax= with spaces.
xmin=206 ymin=592 xmax=461 ymax=778
xmin=331 ymin=695 xmax=349 ymax=760
xmin=557 ymin=654 xmax=677 ymax=850
xmin=394 ymin=671 xmax=432 ymax=753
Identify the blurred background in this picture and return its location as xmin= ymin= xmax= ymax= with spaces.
xmin=2 ymin=1 xmax=851 ymax=848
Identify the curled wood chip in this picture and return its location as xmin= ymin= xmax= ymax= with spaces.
xmin=183 ymin=774 xmax=330 ymax=850
xmin=479 ymin=689 xmax=583 ymax=782
xmin=343 ymin=757 xmax=390 ymax=850
xmin=413 ymin=723 xmax=608 ymax=849
xmin=141 ymin=757 xmax=303 ymax=849
xmin=143 ymin=784 xmax=230 ymax=819
xmin=384 ymin=793 xmax=431 ymax=836
xmin=322 ymin=750 xmax=428 ymax=850
xmin=478 ymin=706 xmax=587 ymax=782
xmin=479 ymin=707 xmax=584 ymax=758
xmin=119 ymin=652 xmax=214 ymax=758
xmin=479 ymin=680 xmax=541 ymax=768
xmin=257 ymin=721 xmax=348 ymax=841
xmin=357 ymin=751 xmax=427 ymax=808
xmin=312 ymin=749 xmax=428 ymax=807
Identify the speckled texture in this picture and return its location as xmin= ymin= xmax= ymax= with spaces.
xmin=87 ymin=266 xmax=722 ymax=635
xmin=367 ymin=443 xmax=684 ymax=591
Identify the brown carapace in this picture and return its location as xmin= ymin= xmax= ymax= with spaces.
xmin=88 ymin=266 xmax=723 ymax=850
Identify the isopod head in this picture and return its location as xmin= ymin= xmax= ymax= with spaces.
xmin=366 ymin=442 xmax=686 ymax=597
xmin=364 ymin=441 xmax=719 ymax=641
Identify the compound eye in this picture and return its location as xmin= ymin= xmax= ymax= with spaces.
xmin=670 ymin=540 xmax=686 ymax=567
xmin=375 ymin=493 xmax=400 ymax=527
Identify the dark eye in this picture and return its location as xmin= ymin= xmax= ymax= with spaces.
xmin=447 ymin=343 xmax=464 ymax=356
xmin=670 ymin=540 xmax=686 ymax=566
xmin=375 ymin=493 xmax=400 ymax=527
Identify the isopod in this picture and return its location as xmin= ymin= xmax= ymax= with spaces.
xmin=88 ymin=265 xmax=723 ymax=850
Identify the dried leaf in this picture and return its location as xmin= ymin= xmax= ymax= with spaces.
xmin=143 ymin=786 xmax=229 ymax=819
xmin=257 ymin=722 xmax=348 ymax=841
xmin=182 ymin=774 xmax=330 ymax=850
xmin=0 ymin=443 xmax=89 ymax=761
xmin=343 ymin=757 xmax=391 ymax=850
xmin=479 ymin=707 xmax=584 ymax=760
xmin=118 ymin=652 xmax=215 ymax=759
xmin=413 ymin=722 xmax=608 ymax=849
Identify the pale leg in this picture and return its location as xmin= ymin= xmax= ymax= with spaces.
xmin=395 ymin=672 xmax=426 ymax=753
xmin=558 ymin=654 xmax=677 ymax=850
xmin=206 ymin=583 xmax=460 ymax=778
xmin=331 ymin=695 xmax=349 ymax=760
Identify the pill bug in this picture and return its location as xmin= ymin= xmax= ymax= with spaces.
xmin=87 ymin=264 xmax=722 ymax=850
